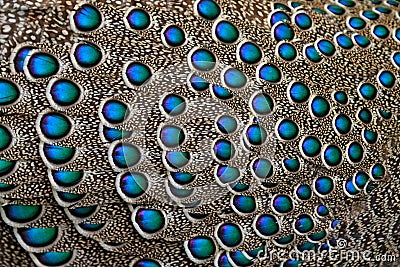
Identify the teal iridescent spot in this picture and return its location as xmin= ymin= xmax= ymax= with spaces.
xmin=363 ymin=129 xmax=378 ymax=144
xmin=51 ymin=170 xmax=83 ymax=187
xmin=216 ymin=165 xmax=240 ymax=184
xmin=252 ymin=158 xmax=273 ymax=179
xmin=189 ymin=75 xmax=209 ymax=92
xmin=196 ymin=0 xmax=221 ymax=20
xmin=258 ymin=63 xmax=282 ymax=83
xmin=57 ymin=191 xmax=85 ymax=203
xmin=304 ymin=45 xmax=322 ymax=63
xmin=0 ymin=79 xmax=20 ymax=106
xmin=111 ymin=143 xmax=141 ymax=168
xmin=326 ymin=5 xmax=346 ymax=15
xmin=251 ymin=92 xmax=274 ymax=115
xmin=102 ymin=99 xmax=129 ymax=124
xmin=3 ymin=204 xmax=42 ymax=224
xmin=0 ymin=182 xmax=16 ymax=192
xmin=301 ymin=136 xmax=322 ymax=157
xmin=170 ymin=172 xmax=195 ymax=185
xmin=371 ymin=163 xmax=385 ymax=180
xmin=353 ymin=171 xmax=369 ymax=190
xmin=270 ymin=11 xmax=290 ymax=26
xmin=165 ymin=151 xmax=190 ymax=169
xmin=40 ymin=112 xmax=71 ymax=140
xmin=255 ymin=214 xmax=280 ymax=236
xmin=395 ymin=28 xmax=400 ymax=42
xmin=126 ymin=8 xmax=151 ymax=30
xmin=223 ymin=68 xmax=247 ymax=89
xmin=73 ymin=42 xmax=102 ymax=68
xmin=214 ymin=20 xmax=239 ymax=43
xmin=334 ymin=114 xmax=352 ymax=135
xmin=335 ymin=34 xmax=354 ymax=49
xmin=159 ymin=125 xmax=185 ymax=148
xmin=216 ymin=115 xmax=238 ymax=134
xmin=216 ymin=223 xmax=243 ymax=248
xmin=378 ymin=70 xmax=396 ymax=88
xmin=68 ymin=205 xmax=97 ymax=218
xmin=213 ymin=139 xmax=236 ymax=161
xmin=277 ymin=43 xmax=297 ymax=61
xmin=162 ymin=25 xmax=186 ymax=47
xmin=345 ymin=179 xmax=360 ymax=196
xmin=392 ymin=52 xmax=400 ymax=68
xmin=375 ymin=6 xmax=391 ymax=14
xmin=294 ymin=214 xmax=314 ymax=234
xmin=316 ymin=39 xmax=336 ymax=57
xmin=272 ymin=194 xmax=294 ymax=214
xmin=186 ymin=236 xmax=216 ymax=260
xmin=358 ymin=108 xmax=372 ymax=124
xmin=73 ymin=4 xmax=102 ymax=32
xmin=296 ymin=184 xmax=312 ymax=200
xmin=333 ymin=91 xmax=348 ymax=105
xmin=125 ymin=62 xmax=152 ymax=86
xmin=119 ymin=172 xmax=148 ymax=198
xmin=13 ymin=46 xmax=35 ymax=72
xmin=232 ymin=195 xmax=256 ymax=214
xmin=358 ymin=83 xmax=378 ymax=100
xmin=347 ymin=142 xmax=364 ymax=164
xmin=49 ymin=79 xmax=81 ymax=107
xmin=170 ymin=185 xmax=194 ymax=199
xmin=27 ymin=53 xmax=59 ymax=78
xmin=379 ymin=110 xmax=392 ymax=120
xmin=354 ymin=34 xmax=371 ymax=48
xmin=245 ymin=124 xmax=267 ymax=146
xmin=78 ymin=222 xmax=105 ymax=232
xmin=348 ymin=17 xmax=366 ymax=30
xmin=294 ymin=13 xmax=312 ymax=30
xmin=372 ymin=25 xmax=390 ymax=39
xmin=338 ymin=0 xmax=356 ymax=7
xmin=135 ymin=208 xmax=165 ymax=234
xmin=277 ymin=119 xmax=299 ymax=140
xmin=283 ymin=158 xmax=300 ymax=172
xmin=161 ymin=94 xmax=187 ymax=116
xmin=316 ymin=205 xmax=329 ymax=217
xmin=43 ymin=144 xmax=75 ymax=165
xmin=310 ymin=96 xmax=330 ymax=117
xmin=273 ymin=23 xmax=295 ymax=41
xmin=323 ymin=144 xmax=342 ymax=167
xmin=190 ymin=48 xmax=217 ymax=71
xmin=0 ymin=159 xmax=17 ymax=177
xmin=314 ymin=176 xmax=334 ymax=196
xmin=35 ymin=251 xmax=74 ymax=266
xmin=238 ymin=42 xmax=262 ymax=64
xmin=132 ymin=259 xmax=161 ymax=267
xmin=274 ymin=234 xmax=295 ymax=246
xmin=17 ymin=227 xmax=58 ymax=247
xmin=288 ymin=82 xmax=310 ymax=103
xmin=0 ymin=125 xmax=12 ymax=151
xmin=361 ymin=10 xmax=379 ymax=20
xmin=308 ymin=230 xmax=327 ymax=242
xmin=211 ymin=85 xmax=233 ymax=100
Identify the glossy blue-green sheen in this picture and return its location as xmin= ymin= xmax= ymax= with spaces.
xmin=358 ymin=83 xmax=377 ymax=100
xmin=51 ymin=170 xmax=83 ymax=187
xmin=345 ymin=179 xmax=360 ymax=195
xmin=189 ymin=75 xmax=209 ymax=91
xmin=294 ymin=214 xmax=314 ymax=233
xmin=3 ymin=204 xmax=42 ymax=223
xmin=111 ymin=143 xmax=141 ymax=168
xmin=272 ymin=194 xmax=294 ymax=213
xmin=371 ymin=163 xmax=385 ymax=179
xmin=73 ymin=4 xmax=102 ymax=31
xmin=274 ymin=234 xmax=295 ymax=245
xmin=270 ymin=11 xmax=290 ymax=25
xmin=57 ymin=191 xmax=85 ymax=202
xmin=296 ymin=185 xmax=312 ymax=200
xmin=273 ymin=23 xmax=294 ymax=41
xmin=223 ymin=68 xmax=247 ymax=89
xmin=165 ymin=151 xmax=190 ymax=168
xmin=334 ymin=114 xmax=352 ymax=134
xmin=17 ymin=227 xmax=58 ymax=247
xmin=333 ymin=91 xmax=348 ymax=105
xmin=326 ymin=5 xmax=345 ymax=15
xmin=252 ymin=158 xmax=273 ymax=179
xmin=278 ymin=43 xmax=297 ymax=61
xmin=323 ymin=144 xmax=342 ymax=167
xmin=196 ymin=0 xmax=221 ymax=20
xmin=317 ymin=39 xmax=335 ymax=56
xmin=190 ymin=49 xmax=216 ymax=71
xmin=305 ymin=45 xmax=322 ymax=63
xmin=316 ymin=205 xmax=329 ymax=217
xmin=135 ymin=209 xmax=165 ymax=233
xmin=347 ymin=142 xmax=364 ymax=163
xmin=78 ymin=222 xmax=105 ymax=232
xmin=251 ymin=92 xmax=274 ymax=115
xmin=120 ymin=172 xmax=148 ymax=198
xmin=127 ymin=9 xmax=151 ymax=30
xmin=216 ymin=165 xmax=240 ymax=184
xmin=362 ymin=10 xmax=379 ymax=20
xmin=170 ymin=172 xmax=195 ymax=185
xmin=392 ymin=52 xmax=400 ymax=68
xmin=301 ymin=136 xmax=322 ymax=157
xmin=35 ymin=251 xmax=73 ymax=266
xmin=43 ymin=144 xmax=76 ymax=165
xmin=68 ymin=205 xmax=97 ymax=218
xmin=159 ymin=125 xmax=185 ymax=148
xmin=0 ymin=159 xmax=16 ymax=177
xmin=363 ymin=129 xmax=378 ymax=144
xmin=353 ymin=172 xmax=369 ymax=189
xmin=259 ymin=64 xmax=282 ymax=83
xmin=255 ymin=214 xmax=279 ymax=236
xmin=372 ymin=25 xmax=389 ymax=39
xmin=239 ymin=42 xmax=262 ymax=64
xmin=163 ymin=25 xmax=185 ymax=47
xmin=40 ymin=113 xmax=71 ymax=139
xmin=187 ymin=236 xmax=216 ymax=260
xmin=294 ymin=13 xmax=312 ymax=30
xmin=378 ymin=70 xmax=395 ymax=88
xmin=161 ymin=94 xmax=186 ymax=116
xmin=213 ymin=139 xmax=235 ymax=161
xmin=358 ymin=108 xmax=372 ymax=124
xmin=232 ymin=195 xmax=256 ymax=214
xmin=310 ymin=96 xmax=330 ymax=117
xmin=216 ymin=115 xmax=237 ymax=134
xmin=245 ymin=124 xmax=267 ymax=145
xmin=133 ymin=259 xmax=162 ymax=267
xmin=27 ymin=53 xmax=59 ymax=78
xmin=0 ymin=125 xmax=12 ymax=151
xmin=0 ymin=79 xmax=20 ymax=106
xmin=217 ymin=223 xmax=242 ymax=247
xmin=277 ymin=119 xmax=299 ymax=140
xmin=283 ymin=158 xmax=300 ymax=172
xmin=348 ymin=17 xmax=366 ymax=30
xmin=126 ymin=62 xmax=152 ymax=86
xmin=49 ymin=79 xmax=81 ymax=106
xmin=336 ymin=34 xmax=354 ymax=49
xmin=102 ymin=126 xmax=132 ymax=141
xmin=288 ymin=82 xmax=310 ymax=103
xmin=13 ymin=46 xmax=35 ymax=72
xmin=354 ymin=34 xmax=371 ymax=48
xmin=314 ymin=176 xmax=334 ymax=195
xmin=73 ymin=43 xmax=102 ymax=68
xmin=215 ymin=21 xmax=239 ymax=43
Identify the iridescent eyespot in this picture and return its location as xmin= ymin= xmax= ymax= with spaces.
xmin=133 ymin=208 xmax=167 ymax=237
xmin=71 ymin=42 xmax=103 ymax=69
xmin=277 ymin=42 xmax=297 ymax=61
xmin=335 ymin=33 xmax=354 ymax=49
xmin=158 ymin=124 xmax=185 ymax=149
xmin=313 ymin=176 xmax=335 ymax=197
xmin=377 ymin=70 xmax=396 ymax=88
xmin=276 ymin=119 xmax=299 ymax=141
xmin=253 ymin=214 xmax=280 ymax=238
xmin=358 ymin=82 xmax=378 ymax=100
xmin=372 ymin=24 xmax=390 ymax=39
xmin=304 ymin=44 xmax=322 ymax=63
xmin=293 ymin=12 xmax=312 ymax=30
xmin=0 ymin=78 xmax=20 ymax=107
xmin=316 ymin=39 xmax=336 ymax=57
xmin=189 ymin=48 xmax=217 ymax=72
xmin=195 ymin=0 xmax=221 ymax=20
xmin=391 ymin=51 xmax=400 ymax=68
xmin=244 ymin=124 xmax=267 ymax=146
xmin=160 ymin=93 xmax=187 ymax=117
xmin=322 ymin=144 xmax=343 ymax=167
xmin=347 ymin=17 xmax=366 ymax=30
xmin=71 ymin=4 xmax=103 ymax=32
xmin=294 ymin=214 xmax=315 ymax=235
xmin=11 ymin=45 xmax=35 ymax=73
xmin=38 ymin=112 xmax=73 ymax=140
xmin=124 ymin=8 xmax=152 ymax=31
xmin=357 ymin=107 xmax=373 ymax=124
xmin=333 ymin=91 xmax=348 ymax=105
xmin=109 ymin=142 xmax=142 ymax=169
xmin=272 ymin=22 xmax=295 ymax=41
xmin=222 ymin=68 xmax=247 ymax=89
xmin=250 ymin=92 xmax=274 ymax=116
xmin=333 ymin=114 xmax=352 ymax=135
xmin=212 ymin=139 xmax=236 ymax=161
xmin=326 ymin=5 xmax=346 ymax=16
xmin=353 ymin=34 xmax=371 ymax=48
xmin=361 ymin=10 xmax=379 ymax=20
xmin=347 ymin=142 xmax=364 ymax=164
xmin=295 ymin=184 xmax=312 ymax=200
xmin=251 ymin=158 xmax=273 ymax=179
xmin=310 ymin=96 xmax=330 ymax=118
xmin=123 ymin=62 xmax=153 ymax=87
xmin=300 ymin=136 xmax=322 ymax=158
xmin=26 ymin=52 xmax=60 ymax=79
xmin=100 ymin=99 xmax=130 ymax=125
xmin=271 ymin=194 xmax=294 ymax=214
xmin=161 ymin=25 xmax=186 ymax=47
xmin=338 ymin=0 xmax=356 ymax=7
xmin=47 ymin=78 xmax=82 ymax=108
xmin=269 ymin=10 xmax=290 ymax=26
xmin=213 ymin=20 xmax=240 ymax=44
xmin=237 ymin=41 xmax=263 ymax=64
xmin=287 ymin=81 xmax=311 ymax=103
xmin=184 ymin=236 xmax=216 ymax=263
xmin=257 ymin=63 xmax=282 ymax=83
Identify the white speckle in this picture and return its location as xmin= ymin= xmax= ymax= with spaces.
xmin=2 ymin=25 xmax=11 ymax=33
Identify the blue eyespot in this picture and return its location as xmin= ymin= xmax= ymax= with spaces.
xmin=372 ymin=24 xmax=390 ymax=39
xmin=195 ymin=0 xmax=221 ymax=20
xmin=101 ymin=99 xmax=130 ymax=124
xmin=126 ymin=8 xmax=151 ymax=30
xmin=72 ymin=42 xmax=102 ymax=69
xmin=347 ymin=17 xmax=366 ymax=30
xmin=0 ymin=79 xmax=20 ymax=106
xmin=27 ymin=52 xmax=60 ymax=78
xmin=335 ymin=33 xmax=354 ymax=49
xmin=214 ymin=20 xmax=240 ymax=43
xmin=161 ymin=93 xmax=187 ymax=116
xmin=48 ymin=79 xmax=81 ymax=107
xmin=273 ymin=22 xmax=295 ymax=41
xmin=72 ymin=4 xmax=102 ymax=32
xmin=190 ymin=48 xmax=217 ymax=71
xmin=162 ymin=25 xmax=186 ymax=47
xmin=125 ymin=62 xmax=152 ymax=86
xmin=294 ymin=13 xmax=312 ymax=30
xmin=13 ymin=46 xmax=35 ymax=72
